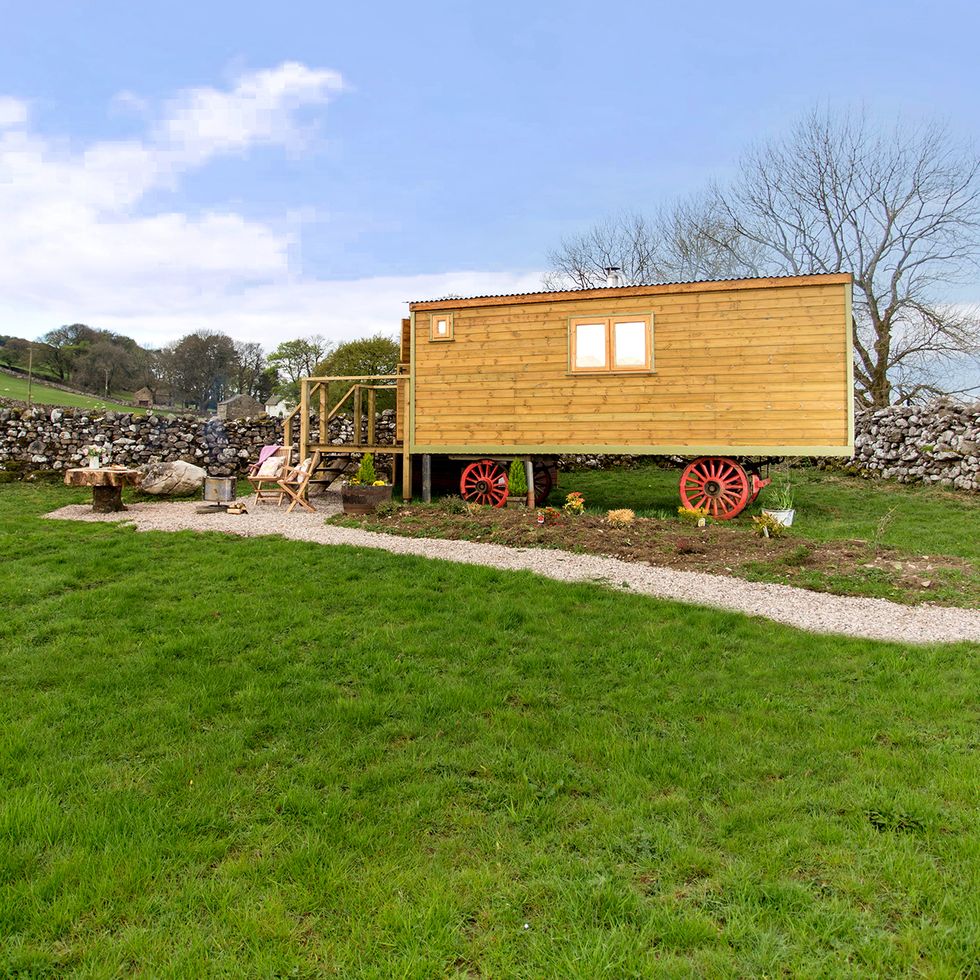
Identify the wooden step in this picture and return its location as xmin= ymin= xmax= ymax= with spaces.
xmin=308 ymin=454 xmax=355 ymax=488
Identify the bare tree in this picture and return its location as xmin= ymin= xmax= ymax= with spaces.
xmin=75 ymin=340 xmax=136 ymax=398
xmin=166 ymin=331 xmax=237 ymax=410
xmin=544 ymin=204 xmax=754 ymax=290
xmin=232 ymin=341 xmax=267 ymax=399
xmin=712 ymin=111 xmax=980 ymax=406
xmin=545 ymin=110 xmax=980 ymax=406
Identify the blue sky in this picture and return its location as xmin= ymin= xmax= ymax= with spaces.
xmin=1 ymin=0 xmax=978 ymax=347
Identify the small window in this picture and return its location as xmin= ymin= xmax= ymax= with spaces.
xmin=430 ymin=312 xmax=454 ymax=342
xmin=569 ymin=313 xmax=653 ymax=372
xmin=573 ymin=322 xmax=607 ymax=369
xmin=613 ymin=320 xmax=648 ymax=367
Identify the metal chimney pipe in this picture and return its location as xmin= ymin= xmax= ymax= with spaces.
xmin=604 ymin=266 xmax=624 ymax=287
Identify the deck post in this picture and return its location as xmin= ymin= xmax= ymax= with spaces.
xmin=298 ymin=380 xmax=310 ymax=463
xmin=367 ymin=388 xmax=376 ymax=447
xmin=422 ymin=454 xmax=432 ymax=503
xmin=524 ymin=458 xmax=535 ymax=509
xmin=318 ymin=383 xmax=326 ymax=445
xmin=353 ymin=385 xmax=362 ymax=448
xmin=402 ymin=452 xmax=412 ymax=501
xmin=401 ymin=377 xmax=412 ymax=501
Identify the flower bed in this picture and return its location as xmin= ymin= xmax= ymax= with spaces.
xmin=328 ymin=502 xmax=978 ymax=607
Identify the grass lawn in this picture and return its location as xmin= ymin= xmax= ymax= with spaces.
xmin=0 ymin=372 xmax=142 ymax=413
xmin=1 ymin=481 xmax=978 ymax=977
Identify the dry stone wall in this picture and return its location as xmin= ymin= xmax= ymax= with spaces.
xmin=0 ymin=405 xmax=396 ymax=477
xmin=563 ymin=402 xmax=980 ymax=492
xmin=1 ymin=399 xmax=976 ymax=491
xmin=837 ymin=402 xmax=979 ymax=491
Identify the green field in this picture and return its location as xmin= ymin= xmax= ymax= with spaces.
xmin=0 ymin=371 xmax=142 ymax=413
xmin=1 ymin=481 xmax=978 ymax=977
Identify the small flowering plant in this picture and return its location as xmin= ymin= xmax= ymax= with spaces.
xmin=563 ymin=491 xmax=585 ymax=516
xmin=535 ymin=506 xmax=562 ymax=525
xmin=607 ymin=508 xmax=635 ymax=526
xmin=678 ymin=505 xmax=710 ymax=527
xmin=347 ymin=453 xmax=388 ymax=487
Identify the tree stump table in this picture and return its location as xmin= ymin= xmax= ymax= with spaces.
xmin=64 ymin=467 xmax=143 ymax=512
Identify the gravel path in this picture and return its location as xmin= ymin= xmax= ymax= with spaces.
xmin=46 ymin=495 xmax=980 ymax=645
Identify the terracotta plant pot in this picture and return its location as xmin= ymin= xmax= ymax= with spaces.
xmin=342 ymin=484 xmax=393 ymax=515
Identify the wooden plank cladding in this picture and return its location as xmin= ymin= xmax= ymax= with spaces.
xmin=407 ymin=274 xmax=854 ymax=456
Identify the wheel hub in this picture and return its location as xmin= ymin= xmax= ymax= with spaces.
xmin=704 ymin=479 xmax=721 ymax=497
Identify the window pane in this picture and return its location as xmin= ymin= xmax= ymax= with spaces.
xmin=574 ymin=322 xmax=607 ymax=368
xmin=436 ymin=319 xmax=448 ymax=335
xmin=613 ymin=320 xmax=647 ymax=367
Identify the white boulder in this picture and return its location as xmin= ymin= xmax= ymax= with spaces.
xmin=141 ymin=460 xmax=207 ymax=495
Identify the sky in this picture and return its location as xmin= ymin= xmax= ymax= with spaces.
xmin=1 ymin=0 xmax=978 ymax=350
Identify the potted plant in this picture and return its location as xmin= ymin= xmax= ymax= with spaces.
xmin=506 ymin=458 xmax=528 ymax=508
xmin=761 ymin=474 xmax=795 ymax=526
xmin=84 ymin=444 xmax=107 ymax=469
xmin=341 ymin=454 xmax=393 ymax=515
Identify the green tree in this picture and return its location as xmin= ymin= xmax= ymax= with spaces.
xmin=0 ymin=337 xmax=34 ymax=370
xmin=41 ymin=323 xmax=97 ymax=382
xmin=315 ymin=334 xmax=400 ymax=410
xmin=268 ymin=336 xmax=331 ymax=400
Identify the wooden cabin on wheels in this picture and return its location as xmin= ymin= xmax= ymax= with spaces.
xmin=287 ymin=272 xmax=854 ymax=518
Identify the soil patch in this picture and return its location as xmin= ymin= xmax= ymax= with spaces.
xmin=330 ymin=504 xmax=979 ymax=607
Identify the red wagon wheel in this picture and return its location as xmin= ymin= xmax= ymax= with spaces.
xmin=460 ymin=459 xmax=509 ymax=508
xmin=532 ymin=462 xmax=554 ymax=506
xmin=679 ymin=456 xmax=750 ymax=520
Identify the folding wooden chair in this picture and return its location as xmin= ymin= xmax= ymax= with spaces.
xmin=247 ymin=446 xmax=291 ymax=505
xmin=277 ymin=453 xmax=320 ymax=513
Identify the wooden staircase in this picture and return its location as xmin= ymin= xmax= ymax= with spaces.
xmin=284 ymin=371 xmax=411 ymax=500
xmin=307 ymin=454 xmax=356 ymax=492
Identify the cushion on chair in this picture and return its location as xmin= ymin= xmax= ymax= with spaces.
xmin=256 ymin=456 xmax=284 ymax=478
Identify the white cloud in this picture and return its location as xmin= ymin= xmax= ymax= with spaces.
xmin=0 ymin=96 xmax=28 ymax=128
xmin=79 ymin=270 xmax=547 ymax=346
xmin=0 ymin=63 xmax=533 ymax=351
xmin=0 ymin=65 xmax=539 ymax=349
xmin=158 ymin=62 xmax=343 ymax=165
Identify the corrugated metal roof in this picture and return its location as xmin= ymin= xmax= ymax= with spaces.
xmin=407 ymin=272 xmax=845 ymax=306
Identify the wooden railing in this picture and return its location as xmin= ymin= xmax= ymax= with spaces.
xmin=285 ymin=371 xmax=412 ymax=497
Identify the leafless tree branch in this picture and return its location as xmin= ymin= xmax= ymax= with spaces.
xmin=545 ymin=109 xmax=980 ymax=406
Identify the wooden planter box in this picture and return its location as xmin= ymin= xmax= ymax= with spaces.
xmin=341 ymin=484 xmax=393 ymax=515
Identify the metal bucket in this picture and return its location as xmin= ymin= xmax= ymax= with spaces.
xmin=203 ymin=476 xmax=236 ymax=504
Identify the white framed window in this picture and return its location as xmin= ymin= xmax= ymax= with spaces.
xmin=569 ymin=313 xmax=653 ymax=372
xmin=430 ymin=313 xmax=454 ymax=341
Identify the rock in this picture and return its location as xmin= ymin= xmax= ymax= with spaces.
xmin=141 ymin=460 xmax=207 ymax=496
